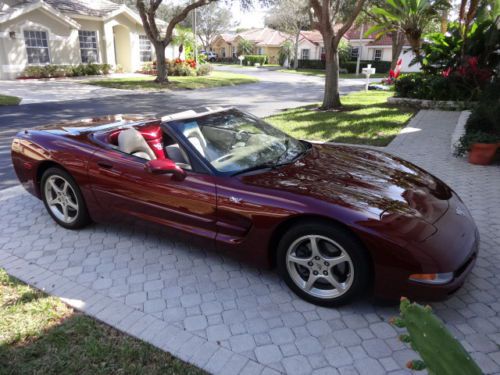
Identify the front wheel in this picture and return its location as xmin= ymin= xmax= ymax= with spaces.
xmin=41 ymin=167 xmax=91 ymax=230
xmin=277 ymin=222 xmax=371 ymax=307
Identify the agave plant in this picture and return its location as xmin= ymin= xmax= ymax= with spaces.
xmin=366 ymin=0 xmax=450 ymax=58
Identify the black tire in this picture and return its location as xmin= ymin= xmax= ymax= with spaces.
xmin=277 ymin=221 xmax=371 ymax=307
xmin=40 ymin=167 xmax=91 ymax=230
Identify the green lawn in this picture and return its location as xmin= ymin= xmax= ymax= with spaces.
xmin=85 ymin=71 xmax=258 ymax=90
xmin=0 ymin=269 xmax=205 ymax=375
xmin=266 ymin=91 xmax=414 ymax=147
xmin=277 ymin=68 xmax=386 ymax=79
xmin=0 ymin=94 xmax=21 ymax=106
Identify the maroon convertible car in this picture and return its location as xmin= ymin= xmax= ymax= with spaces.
xmin=11 ymin=107 xmax=479 ymax=306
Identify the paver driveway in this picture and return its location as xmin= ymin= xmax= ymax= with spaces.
xmin=1 ymin=110 xmax=499 ymax=375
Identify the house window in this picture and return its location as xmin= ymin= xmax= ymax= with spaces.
xmin=79 ymin=30 xmax=98 ymax=63
xmin=301 ymin=49 xmax=310 ymax=60
xmin=350 ymin=47 xmax=359 ymax=59
xmin=24 ymin=30 xmax=50 ymax=64
xmin=374 ymin=49 xmax=382 ymax=61
xmin=257 ymin=47 xmax=264 ymax=55
xmin=221 ymin=48 xmax=226 ymax=58
xmin=139 ymin=35 xmax=152 ymax=62
xmin=232 ymin=46 xmax=237 ymax=57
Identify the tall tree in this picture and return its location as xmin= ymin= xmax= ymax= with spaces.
xmin=266 ymin=0 xmax=310 ymax=69
xmin=366 ymin=0 xmax=450 ymax=59
xmin=136 ymin=0 xmax=217 ymax=83
xmin=197 ymin=2 xmax=233 ymax=51
xmin=309 ymin=0 xmax=367 ymax=109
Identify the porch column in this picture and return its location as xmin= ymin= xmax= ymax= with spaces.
xmin=103 ymin=21 xmax=116 ymax=66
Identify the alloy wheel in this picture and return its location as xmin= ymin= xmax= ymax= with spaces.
xmin=44 ymin=175 xmax=79 ymax=224
xmin=286 ymin=235 xmax=354 ymax=299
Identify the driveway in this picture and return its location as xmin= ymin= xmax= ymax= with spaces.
xmin=1 ymin=110 xmax=499 ymax=375
xmin=0 ymin=67 xmax=367 ymax=190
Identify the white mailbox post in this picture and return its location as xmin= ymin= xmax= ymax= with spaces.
xmin=362 ymin=64 xmax=376 ymax=90
xmin=238 ymin=55 xmax=245 ymax=66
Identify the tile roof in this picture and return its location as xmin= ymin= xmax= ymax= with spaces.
xmin=44 ymin=0 xmax=121 ymax=17
xmin=345 ymin=24 xmax=410 ymax=46
xmin=299 ymin=30 xmax=323 ymax=45
xmin=237 ymin=27 xmax=291 ymax=47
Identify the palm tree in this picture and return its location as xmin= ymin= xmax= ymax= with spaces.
xmin=366 ymin=0 xmax=450 ymax=58
xmin=237 ymin=38 xmax=255 ymax=55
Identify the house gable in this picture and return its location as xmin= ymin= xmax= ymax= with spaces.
xmin=0 ymin=1 xmax=80 ymax=29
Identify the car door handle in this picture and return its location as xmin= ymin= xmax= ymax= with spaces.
xmin=97 ymin=161 xmax=113 ymax=169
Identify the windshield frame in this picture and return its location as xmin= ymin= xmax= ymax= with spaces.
xmin=164 ymin=108 xmax=309 ymax=177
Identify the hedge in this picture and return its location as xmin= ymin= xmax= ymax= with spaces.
xmin=20 ymin=63 xmax=112 ymax=79
xmin=243 ymin=55 xmax=268 ymax=66
xmin=296 ymin=59 xmax=391 ymax=73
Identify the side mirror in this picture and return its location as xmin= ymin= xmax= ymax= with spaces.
xmin=145 ymin=158 xmax=186 ymax=181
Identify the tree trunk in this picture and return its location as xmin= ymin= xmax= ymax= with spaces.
xmin=293 ymin=30 xmax=300 ymax=69
xmin=154 ymin=42 xmax=168 ymax=83
xmin=390 ymin=31 xmax=404 ymax=70
xmin=321 ymin=42 xmax=341 ymax=110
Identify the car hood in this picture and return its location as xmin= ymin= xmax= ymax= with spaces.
xmin=241 ymin=144 xmax=451 ymax=224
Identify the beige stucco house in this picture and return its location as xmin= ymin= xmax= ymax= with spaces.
xmin=210 ymin=28 xmax=292 ymax=64
xmin=0 ymin=0 xmax=177 ymax=80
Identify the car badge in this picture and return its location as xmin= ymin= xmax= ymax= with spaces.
xmin=229 ymin=196 xmax=242 ymax=204
xmin=455 ymin=207 xmax=466 ymax=217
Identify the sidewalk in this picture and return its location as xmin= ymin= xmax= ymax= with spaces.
xmin=0 ymin=110 xmax=499 ymax=374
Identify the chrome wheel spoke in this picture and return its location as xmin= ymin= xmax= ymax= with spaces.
xmin=309 ymin=236 xmax=320 ymax=258
xmin=288 ymin=255 xmax=312 ymax=268
xmin=323 ymin=274 xmax=344 ymax=290
xmin=49 ymin=179 xmax=61 ymax=193
xmin=304 ymin=273 xmax=316 ymax=291
xmin=62 ymin=204 xmax=69 ymax=222
xmin=66 ymin=199 xmax=78 ymax=210
xmin=325 ymin=253 xmax=348 ymax=267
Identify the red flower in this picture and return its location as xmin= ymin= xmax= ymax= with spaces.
xmin=396 ymin=58 xmax=402 ymax=66
xmin=442 ymin=67 xmax=452 ymax=77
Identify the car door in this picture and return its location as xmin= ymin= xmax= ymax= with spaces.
xmin=88 ymin=148 xmax=218 ymax=241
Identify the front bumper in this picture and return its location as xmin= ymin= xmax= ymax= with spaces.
xmin=404 ymin=239 xmax=478 ymax=301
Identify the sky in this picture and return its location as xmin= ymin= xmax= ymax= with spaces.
xmin=230 ymin=3 xmax=267 ymax=29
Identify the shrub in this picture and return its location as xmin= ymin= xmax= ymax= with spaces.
xmin=298 ymin=59 xmax=325 ymax=69
xmin=197 ymin=64 xmax=213 ymax=76
xmin=394 ymin=72 xmax=482 ymax=101
xmin=215 ymin=57 xmax=237 ymax=64
xmin=244 ymin=55 xmax=268 ymax=66
xmin=296 ymin=59 xmax=391 ymax=73
xmin=465 ymin=79 xmax=500 ymax=134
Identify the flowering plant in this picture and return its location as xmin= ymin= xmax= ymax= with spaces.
xmin=382 ymin=59 xmax=402 ymax=85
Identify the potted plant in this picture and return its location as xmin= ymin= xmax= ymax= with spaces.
xmin=455 ymin=131 xmax=500 ymax=165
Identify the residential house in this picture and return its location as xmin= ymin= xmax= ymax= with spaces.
xmin=210 ymin=27 xmax=291 ymax=64
xmin=298 ymin=30 xmax=324 ymax=60
xmin=345 ymin=25 xmax=420 ymax=72
xmin=210 ymin=33 xmax=237 ymax=59
xmin=0 ymin=0 xmax=177 ymax=80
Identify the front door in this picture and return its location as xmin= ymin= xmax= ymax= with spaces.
xmin=88 ymin=150 xmax=218 ymax=241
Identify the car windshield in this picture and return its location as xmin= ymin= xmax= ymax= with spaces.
xmin=170 ymin=109 xmax=307 ymax=174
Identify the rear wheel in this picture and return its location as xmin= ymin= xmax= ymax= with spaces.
xmin=277 ymin=222 xmax=370 ymax=306
xmin=41 ymin=167 xmax=91 ymax=229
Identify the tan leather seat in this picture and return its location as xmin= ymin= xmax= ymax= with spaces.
xmin=118 ymin=128 xmax=156 ymax=160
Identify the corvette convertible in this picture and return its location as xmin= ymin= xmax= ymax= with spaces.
xmin=11 ymin=107 xmax=478 ymax=306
